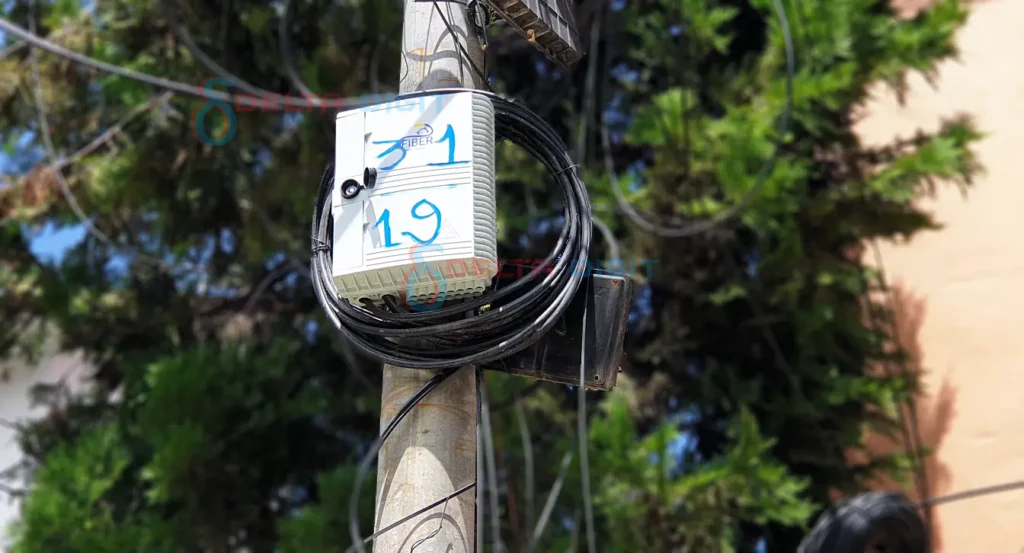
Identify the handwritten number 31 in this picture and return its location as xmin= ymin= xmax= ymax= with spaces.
xmin=374 ymin=124 xmax=466 ymax=171
xmin=373 ymin=199 xmax=442 ymax=248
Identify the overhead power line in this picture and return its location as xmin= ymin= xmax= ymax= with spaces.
xmin=0 ymin=16 xmax=388 ymax=110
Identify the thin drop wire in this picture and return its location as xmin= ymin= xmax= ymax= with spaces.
xmin=592 ymin=214 xmax=621 ymax=262
xmin=242 ymin=263 xmax=293 ymax=314
xmin=529 ymin=451 xmax=574 ymax=551
xmin=0 ymin=16 xmax=381 ymax=110
xmin=480 ymin=382 xmax=504 ymax=552
xmin=23 ymin=15 xmax=315 ymax=346
xmin=409 ymin=491 xmax=454 ymax=552
xmin=577 ymin=277 xmax=596 ymax=553
xmin=171 ymin=9 xmax=316 ymax=280
xmin=514 ymin=398 xmax=536 ymax=540
xmin=1 ymin=24 xmax=73 ymax=60
xmin=577 ymin=7 xmax=621 ymax=267
xmin=600 ymin=0 xmax=795 ymax=238
xmin=346 ymin=482 xmax=476 ymax=551
xmin=920 ymin=480 xmax=1024 ymax=508
xmin=177 ymin=5 xmax=394 ymax=400
xmin=25 ymin=8 xmax=114 ymax=253
xmin=172 ymin=10 xmax=370 ymax=393
xmin=278 ymin=0 xmax=321 ymax=103
xmin=575 ymin=1 xmax=603 ymax=166
xmin=440 ymin=1 xmax=466 ymax=86
xmin=477 ymin=1 xmax=491 ymax=78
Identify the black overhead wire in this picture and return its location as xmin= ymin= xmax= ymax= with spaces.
xmin=1 ymin=6 xmax=488 ymax=278
xmin=355 ymin=482 xmax=477 ymax=549
xmin=0 ymin=15 xmax=375 ymax=110
xmin=174 ymin=2 xmax=392 ymax=395
xmin=921 ymin=480 xmax=1024 ymax=508
xmin=593 ymin=0 xmax=935 ymax=545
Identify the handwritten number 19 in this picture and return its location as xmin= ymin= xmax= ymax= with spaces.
xmin=372 ymin=199 xmax=442 ymax=248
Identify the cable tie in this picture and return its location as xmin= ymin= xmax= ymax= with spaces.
xmin=312 ymin=239 xmax=331 ymax=253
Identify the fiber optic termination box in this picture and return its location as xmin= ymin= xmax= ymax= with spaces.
xmin=331 ymin=91 xmax=498 ymax=308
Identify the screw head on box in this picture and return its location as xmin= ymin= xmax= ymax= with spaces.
xmin=341 ymin=179 xmax=361 ymax=200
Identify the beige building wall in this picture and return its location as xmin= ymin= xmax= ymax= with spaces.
xmin=857 ymin=0 xmax=1024 ymax=551
xmin=0 ymin=347 xmax=88 ymax=550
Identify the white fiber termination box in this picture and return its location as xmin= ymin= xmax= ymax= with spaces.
xmin=332 ymin=92 xmax=498 ymax=308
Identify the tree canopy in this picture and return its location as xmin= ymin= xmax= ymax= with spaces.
xmin=0 ymin=0 xmax=980 ymax=551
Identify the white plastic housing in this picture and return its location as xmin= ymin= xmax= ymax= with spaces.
xmin=332 ymin=92 xmax=498 ymax=306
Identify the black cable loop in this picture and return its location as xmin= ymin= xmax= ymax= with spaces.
xmin=311 ymin=90 xmax=591 ymax=370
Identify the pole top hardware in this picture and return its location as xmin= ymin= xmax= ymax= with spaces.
xmin=486 ymin=0 xmax=583 ymax=68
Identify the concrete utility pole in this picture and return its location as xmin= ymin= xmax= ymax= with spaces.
xmin=372 ymin=2 xmax=487 ymax=552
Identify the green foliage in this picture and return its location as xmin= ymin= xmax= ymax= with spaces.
xmin=6 ymin=342 xmax=355 ymax=552
xmin=586 ymin=391 xmax=815 ymax=552
xmin=9 ymin=427 xmax=178 ymax=553
xmin=277 ymin=466 xmax=377 ymax=553
xmin=0 ymin=0 xmax=980 ymax=551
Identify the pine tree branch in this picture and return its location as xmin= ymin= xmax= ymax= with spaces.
xmin=2 ymin=92 xmax=172 ymax=216
xmin=50 ymin=92 xmax=173 ymax=173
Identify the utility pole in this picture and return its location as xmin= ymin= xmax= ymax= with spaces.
xmin=372 ymin=1 xmax=487 ymax=551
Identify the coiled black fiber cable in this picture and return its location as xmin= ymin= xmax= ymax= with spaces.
xmin=311 ymin=89 xmax=592 ymax=370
